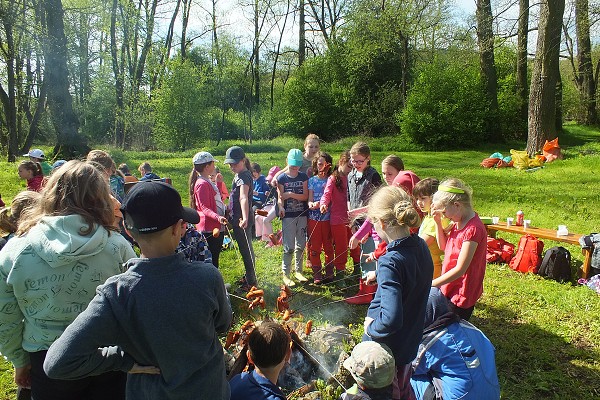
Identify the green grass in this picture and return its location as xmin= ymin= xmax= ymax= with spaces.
xmin=2 ymin=125 xmax=600 ymax=399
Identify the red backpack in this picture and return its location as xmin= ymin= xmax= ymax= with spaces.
xmin=486 ymin=236 xmax=515 ymax=264
xmin=509 ymin=234 xmax=544 ymax=273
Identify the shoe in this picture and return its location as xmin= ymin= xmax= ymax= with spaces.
xmin=294 ymin=272 xmax=308 ymax=282
xmin=345 ymin=279 xmax=377 ymax=305
xmin=283 ymin=275 xmax=295 ymax=287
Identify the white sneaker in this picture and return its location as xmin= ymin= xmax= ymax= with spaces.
xmin=294 ymin=272 xmax=308 ymax=282
xmin=283 ymin=275 xmax=295 ymax=287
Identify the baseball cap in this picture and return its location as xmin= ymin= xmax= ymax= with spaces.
xmin=265 ymin=166 xmax=281 ymax=182
xmin=224 ymin=146 xmax=245 ymax=164
xmin=121 ymin=181 xmax=199 ymax=234
xmin=343 ymin=341 xmax=395 ymax=389
xmin=24 ymin=149 xmax=45 ymax=159
xmin=52 ymin=160 xmax=67 ymax=171
xmin=193 ymin=151 xmax=217 ymax=165
xmin=287 ymin=149 xmax=303 ymax=167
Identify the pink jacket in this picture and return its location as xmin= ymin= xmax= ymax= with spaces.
xmin=194 ymin=177 xmax=222 ymax=233
xmin=320 ymin=175 xmax=349 ymax=226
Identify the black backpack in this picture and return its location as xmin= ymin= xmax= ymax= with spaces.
xmin=538 ymin=246 xmax=572 ymax=282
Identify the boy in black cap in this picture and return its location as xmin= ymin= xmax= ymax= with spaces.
xmin=43 ymin=181 xmax=233 ymax=400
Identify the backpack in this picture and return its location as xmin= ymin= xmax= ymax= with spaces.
xmin=486 ymin=236 xmax=515 ymax=264
xmin=579 ymin=233 xmax=600 ymax=277
xmin=538 ymin=246 xmax=572 ymax=282
xmin=509 ymin=234 xmax=544 ymax=273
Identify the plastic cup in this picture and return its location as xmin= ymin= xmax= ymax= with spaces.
xmin=523 ymin=219 xmax=531 ymax=229
xmin=492 ymin=216 xmax=499 ymax=224
xmin=506 ymin=217 xmax=514 ymax=227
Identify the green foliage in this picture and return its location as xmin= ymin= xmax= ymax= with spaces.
xmin=79 ymin=66 xmax=117 ymax=143
xmin=315 ymin=379 xmax=344 ymax=400
xmin=398 ymin=58 xmax=489 ymax=149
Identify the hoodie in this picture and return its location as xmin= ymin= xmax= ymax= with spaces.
xmin=0 ymin=214 xmax=136 ymax=368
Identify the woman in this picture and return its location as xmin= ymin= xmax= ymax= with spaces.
xmin=0 ymin=160 xmax=136 ymax=400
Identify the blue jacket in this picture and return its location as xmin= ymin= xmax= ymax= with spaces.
xmin=410 ymin=318 xmax=501 ymax=400
xmin=365 ymin=235 xmax=433 ymax=365
xmin=252 ymin=175 xmax=270 ymax=204
xmin=230 ymin=370 xmax=285 ymax=400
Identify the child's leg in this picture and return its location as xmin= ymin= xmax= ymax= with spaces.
xmin=330 ymin=224 xmax=349 ymax=271
xmin=233 ymin=223 xmax=257 ymax=286
xmin=294 ymin=216 xmax=307 ymax=273
xmin=321 ymin=221 xmax=335 ymax=280
xmin=281 ymin=218 xmax=294 ymax=276
xmin=307 ymin=218 xmax=322 ymax=271
xmin=448 ymin=302 xmax=475 ymax=321
xmin=204 ymin=232 xmax=224 ymax=268
xmin=262 ymin=204 xmax=275 ymax=239
xmin=255 ymin=214 xmax=264 ymax=239
xmin=392 ymin=363 xmax=417 ymax=400
xmin=349 ymin=226 xmax=361 ymax=265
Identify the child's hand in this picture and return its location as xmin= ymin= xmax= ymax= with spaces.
xmin=349 ymin=236 xmax=360 ymax=250
xmin=129 ymin=363 xmax=160 ymax=375
xmin=363 ymin=317 xmax=374 ymax=335
xmin=431 ymin=203 xmax=444 ymax=223
xmin=364 ymin=271 xmax=377 ymax=285
xmin=280 ymin=192 xmax=290 ymax=200
xmin=279 ymin=208 xmax=285 ymax=218
xmin=218 ymin=216 xmax=228 ymax=225
xmin=308 ymin=201 xmax=319 ymax=210
xmin=239 ymin=217 xmax=248 ymax=229
xmin=364 ymin=252 xmax=376 ymax=263
xmin=320 ymin=204 xmax=328 ymax=214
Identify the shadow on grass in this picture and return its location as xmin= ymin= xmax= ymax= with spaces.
xmin=473 ymin=302 xmax=600 ymax=400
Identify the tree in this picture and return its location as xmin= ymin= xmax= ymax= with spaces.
xmin=574 ymin=0 xmax=596 ymax=124
xmin=527 ymin=0 xmax=565 ymax=155
xmin=515 ymin=0 xmax=529 ymax=138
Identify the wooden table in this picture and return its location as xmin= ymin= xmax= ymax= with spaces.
xmin=486 ymin=224 xmax=593 ymax=279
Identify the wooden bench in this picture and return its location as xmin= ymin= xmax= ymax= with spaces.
xmin=486 ymin=224 xmax=593 ymax=279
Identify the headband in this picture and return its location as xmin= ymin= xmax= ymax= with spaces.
xmin=438 ymin=185 xmax=465 ymax=194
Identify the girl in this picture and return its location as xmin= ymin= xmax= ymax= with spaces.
xmin=0 ymin=191 xmax=41 ymax=250
xmin=301 ymin=133 xmax=321 ymax=176
xmin=363 ymin=185 xmax=433 ymax=400
xmin=320 ymin=151 xmax=353 ymax=275
xmin=381 ymin=154 xmax=404 ymax=186
xmin=18 ymin=160 xmax=44 ymax=192
xmin=0 ymin=160 xmax=136 ymax=400
xmin=431 ymin=178 xmax=487 ymax=321
xmin=255 ymin=166 xmax=280 ymax=246
xmin=347 ymin=142 xmax=382 ymax=303
xmin=189 ymin=151 xmax=228 ymax=268
xmin=224 ymin=146 xmax=257 ymax=288
xmin=307 ymin=152 xmax=334 ymax=284
xmin=277 ymin=149 xmax=309 ymax=286
xmin=413 ymin=178 xmax=451 ymax=279
xmin=86 ymin=150 xmax=126 ymax=229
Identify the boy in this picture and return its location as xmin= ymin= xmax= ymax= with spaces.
xmin=43 ymin=181 xmax=233 ymax=400
xmin=277 ymin=149 xmax=309 ymax=286
xmin=138 ymin=162 xmax=160 ymax=181
xmin=24 ymin=148 xmax=52 ymax=176
xmin=340 ymin=341 xmax=396 ymax=400
xmin=229 ymin=321 xmax=291 ymax=400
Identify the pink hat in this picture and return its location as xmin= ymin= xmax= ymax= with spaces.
xmin=392 ymin=170 xmax=420 ymax=195
xmin=266 ymin=166 xmax=281 ymax=181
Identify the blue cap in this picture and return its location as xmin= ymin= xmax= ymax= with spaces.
xmin=287 ymin=149 xmax=303 ymax=167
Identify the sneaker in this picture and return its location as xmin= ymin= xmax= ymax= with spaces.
xmin=283 ymin=275 xmax=295 ymax=287
xmin=294 ymin=272 xmax=308 ymax=282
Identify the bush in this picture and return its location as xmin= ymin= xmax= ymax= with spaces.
xmin=398 ymin=59 xmax=489 ymax=149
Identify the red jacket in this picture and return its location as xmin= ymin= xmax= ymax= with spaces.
xmin=193 ymin=177 xmax=222 ymax=233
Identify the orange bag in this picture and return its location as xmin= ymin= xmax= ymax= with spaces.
xmin=480 ymin=157 xmax=501 ymax=168
xmin=542 ymin=138 xmax=562 ymax=162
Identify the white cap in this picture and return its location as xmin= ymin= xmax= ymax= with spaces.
xmin=193 ymin=151 xmax=217 ymax=165
xmin=24 ymin=149 xmax=45 ymax=159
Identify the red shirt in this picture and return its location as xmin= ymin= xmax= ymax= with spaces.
xmin=27 ymin=175 xmax=44 ymax=192
xmin=440 ymin=213 xmax=487 ymax=309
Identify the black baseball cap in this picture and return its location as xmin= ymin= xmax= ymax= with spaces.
xmin=224 ymin=146 xmax=245 ymax=164
xmin=121 ymin=181 xmax=199 ymax=234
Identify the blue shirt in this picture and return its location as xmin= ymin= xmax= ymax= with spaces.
xmin=230 ymin=370 xmax=285 ymax=400
xmin=252 ymin=174 xmax=270 ymax=204
xmin=308 ymin=175 xmax=330 ymax=221
xmin=277 ymin=172 xmax=308 ymax=219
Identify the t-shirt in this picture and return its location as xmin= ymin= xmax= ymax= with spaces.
xmin=419 ymin=214 xmax=451 ymax=279
xmin=308 ymin=175 xmax=330 ymax=221
xmin=230 ymin=169 xmax=254 ymax=224
xmin=440 ymin=213 xmax=487 ymax=309
xmin=277 ymin=172 xmax=308 ymax=219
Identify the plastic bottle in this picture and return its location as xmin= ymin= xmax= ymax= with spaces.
xmin=516 ymin=210 xmax=524 ymax=226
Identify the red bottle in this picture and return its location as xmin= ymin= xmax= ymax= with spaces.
xmin=516 ymin=210 xmax=524 ymax=226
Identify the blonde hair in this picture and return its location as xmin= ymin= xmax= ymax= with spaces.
xmin=432 ymin=178 xmax=473 ymax=208
xmin=304 ymin=133 xmax=321 ymax=148
xmin=367 ymin=186 xmax=421 ymax=229
xmin=86 ymin=149 xmax=116 ymax=174
xmin=18 ymin=160 xmax=116 ymax=235
xmin=0 ymin=191 xmax=41 ymax=234
xmin=19 ymin=160 xmax=43 ymax=177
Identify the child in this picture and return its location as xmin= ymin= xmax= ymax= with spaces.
xmin=340 ymin=341 xmax=396 ymax=400
xmin=320 ymin=151 xmax=354 ymax=275
xmin=43 ymin=181 xmax=233 ymax=400
xmin=18 ymin=160 xmax=44 ymax=192
xmin=86 ymin=150 xmax=126 ymax=229
xmin=413 ymin=178 xmax=451 ymax=279
xmin=0 ymin=160 xmax=137 ymax=400
xmin=251 ymin=162 xmax=270 ymax=210
xmin=0 ymin=191 xmax=41 ymax=250
xmin=138 ymin=162 xmax=160 ymax=181
xmin=277 ymin=149 xmax=309 ymax=286
xmin=189 ymin=151 xmax=228 ymax=268
xmin=229 ymin=321 xmax=291 ymax=400
xmin=212 ymin=167 xmax=229 ymax=201
xmin=410 ymin=288 xmax=500 ymax=400
xmin=347 ymin=142 xmax=382 ymax=302
xmin=118 ymin=163 xmax=139 ymax=183
xmin=363 ymin=185 xmax=433 ymax=400
xmin=431 ymin=178 xmax=487 ymax=321
xmin=23 ymin=149 xmax=51 ymax=176
xmin=307 ymin=152 xmax=335 ymax=284
xmin=255 ymin=166 xmax=281 ymax=246
xmin=380 ymin=154 xmax=404 ymax=186
xmin=224 ymin=146 xmax=257 ymax=288
xmin=301 ymin=133 xmax=321 ymax=176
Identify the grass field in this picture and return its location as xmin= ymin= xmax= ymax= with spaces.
xmin=1 ymin=125 xmax=600 ymax=399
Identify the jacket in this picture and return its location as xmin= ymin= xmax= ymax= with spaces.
xmin=0 ymin=215 xmax=135 ymax=368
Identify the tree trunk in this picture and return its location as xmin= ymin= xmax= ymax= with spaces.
xmin=254 ymin=0 xmax=260 ymax=104
xmin=575 ymin=0 xmax=597 ymax=124
xmin=516 ymin=0 xmax=529 ymax=138
xmin=111 ymin=0 xmax=125 ymax=147
xmin=43 ymin=0 xmax=87 ymax=158
xmin=476 ymin=0 xmax=501 ymax=142
xmin=527 ymin=0 xmax=565 ymax=155
xmin=181 ymin=0 xmax=190 ymax=58
xmin=0 ymin=16 xmax=19 ymax=162
xmin=299 ymin=0 xmax=305 ymax=66
xmin=20 ymin=78 xmax=48 ymax=154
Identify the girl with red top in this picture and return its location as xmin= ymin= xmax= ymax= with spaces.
xmin=320 ymin=151 xmax=353 ymax=276
xmin=431 ymin=178 xmax=487 ymax=321
xmin=18 ymin=161 xmax=44 ymax=192
xmin=189 ymin=151 xmax=228 ymax=268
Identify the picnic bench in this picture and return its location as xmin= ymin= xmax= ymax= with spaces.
xmin=486 ymin=224 xmax=593 ymax=279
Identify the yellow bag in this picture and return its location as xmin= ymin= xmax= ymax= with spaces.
xmin=528 ymin=157 xmax=544 ymax=168
xmin=510 ymin=149 xmax=530 ymax=170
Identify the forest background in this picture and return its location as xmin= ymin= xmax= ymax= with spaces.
xmin=0 ymin=0 xmax=599 ymax=158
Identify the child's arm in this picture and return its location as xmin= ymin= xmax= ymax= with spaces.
xmin=196 ymin=185 xmax=227 ymax=225
xmin=307 ymin=189 xmax=319 ymax=209
xmin=432 ymin=240 xmax=478 ymax=287
xmin=431 ymin=206 xmax=448 ymax=251
xmin=319 ymin=177 xmax=333 ymax=213
xmin=349 ymin=219 xmax=373 ymax=249
xmin=239 ymin=184 xmax=251 ymax=228
xmin=277 ymin=182 xmax=286 ymax=218
xmin=364 ymin=260 xmax=404 ymax=338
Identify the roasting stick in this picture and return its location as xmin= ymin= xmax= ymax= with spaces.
xmin=228 ymin=292 xmax=252 ymax=303
xmin=296 ymin=292 xmax=371 ymax=313
xmin=292 ymin=282 xmax=361 ymax=313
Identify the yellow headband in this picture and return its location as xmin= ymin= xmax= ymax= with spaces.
xmin=438 ymin=185 xmax=465 ymax=194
